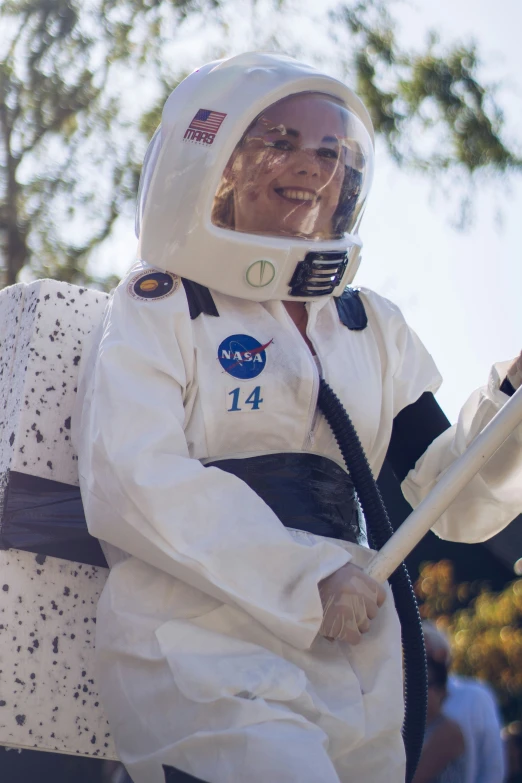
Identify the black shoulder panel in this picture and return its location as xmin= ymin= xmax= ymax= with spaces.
xmin=387 ymin=392 xmax=451 ymax=483
xmin=334 ymin=287 xmax=368 ymax=330
xmin=181 ymin=279 xmax=219 ymax=320
xmin=500 ymin=376 xmax=516 ymax=397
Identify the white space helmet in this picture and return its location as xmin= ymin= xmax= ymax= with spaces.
xmin=136 ymin=52 xmax=374 ymax=301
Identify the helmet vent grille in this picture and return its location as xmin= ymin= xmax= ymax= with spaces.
xmin=288 ymin=251 xmax=349 ymax=297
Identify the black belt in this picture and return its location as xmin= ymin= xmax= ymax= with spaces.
xmin=0 ymin=453 xmax=360 ymax=567
xmin=206 ymin=453 xmax=361 ymax=544
xmin=0 ymin=470 xmax=107 ymax=567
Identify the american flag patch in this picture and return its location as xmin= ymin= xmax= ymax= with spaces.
xmin=183 ymin=109 xmax=227 ymax=146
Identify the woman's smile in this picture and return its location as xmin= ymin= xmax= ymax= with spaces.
xmin=273 ymin=186 xmax=320 ymax=206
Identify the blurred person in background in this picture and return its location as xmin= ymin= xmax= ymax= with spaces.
xmin=502 ymin=722 xmax=522 ymax=783
xmin=423 ymin=621 xmax=506 ymax=783
xmin=413 ymin=655 xmax=465 ymax=783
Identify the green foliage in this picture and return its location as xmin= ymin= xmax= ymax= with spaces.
xmin=335 ymin=3 xmax=520 ymax=174
xmin=417 ymin=560 xmax=522 ymax=722
xmin=0 ymin=0 xmax=520 ymax=288
xmin=0 ymin=0 xmax=212 ymax=288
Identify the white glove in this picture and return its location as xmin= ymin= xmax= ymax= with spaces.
xmin=318 ymin=562 xmax=386 ymax=645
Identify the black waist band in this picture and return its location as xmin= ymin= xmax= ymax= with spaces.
xmin=0 ymin=471 xmax=107 ymax=567
xmin=206 ymin=453 xmax=361 ymax=544
xmin=0 ymin=453 xmax=360 ymax=567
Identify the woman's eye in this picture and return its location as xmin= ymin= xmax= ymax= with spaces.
xmin=317 ymin=147 xmax=339 ymax=160
xmin=265 ymin=139 xmax=294 ymax=151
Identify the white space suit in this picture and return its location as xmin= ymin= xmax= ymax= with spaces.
xmin=74 ymin=53 xmax=522 ymax=783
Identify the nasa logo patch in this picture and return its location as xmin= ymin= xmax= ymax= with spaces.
xmin=128 ymin=271 xmax=180 ymax=301
xmin=218 ymin=334 xmax=273 ymax=380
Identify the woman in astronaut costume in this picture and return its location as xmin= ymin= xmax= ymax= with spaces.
xmin=74 ymin=53 xmax=522 ymax=783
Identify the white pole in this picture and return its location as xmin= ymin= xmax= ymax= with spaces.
xmin=366 ymin=386 xmax=522 ymax=584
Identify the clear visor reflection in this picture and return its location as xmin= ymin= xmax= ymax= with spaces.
xmin=211 ymin=93 xmax=371 ymax=240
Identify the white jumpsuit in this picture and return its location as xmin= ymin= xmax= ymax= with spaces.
xmin=74 ymin=264 xmax=522 ymax=783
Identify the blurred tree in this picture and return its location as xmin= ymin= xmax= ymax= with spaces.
xmin=417 ymin=560 xmax=522 ymax=722
xmin=0 ymin=0 xmax=209 ymax=287
xmin=0 ymin=0 xmax=520 ymax=288
xmin=336 ymin=3 xmax=519 ymax=174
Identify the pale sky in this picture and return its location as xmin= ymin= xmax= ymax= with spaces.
xmin=90 ymin=0 xmax=522 ymax=421
xmin=360 ymin=0 xmax=522 ymax=420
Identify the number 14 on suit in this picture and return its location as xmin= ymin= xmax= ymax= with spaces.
xmin=227 ymin=386 xmax=264 ymax=412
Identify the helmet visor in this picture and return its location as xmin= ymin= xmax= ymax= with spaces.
xmin=211 ymin=91 xmax=373 ymax=241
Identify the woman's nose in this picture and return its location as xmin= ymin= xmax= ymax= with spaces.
xmin=291 ymin=148 xmax=321 ymax=177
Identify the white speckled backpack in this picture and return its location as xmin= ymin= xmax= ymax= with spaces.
xmin=0 ymin=280 xmax=117 ymax=759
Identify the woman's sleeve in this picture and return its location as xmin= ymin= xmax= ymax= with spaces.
xmin=402 ymin=360 xmax=522 ymax=542
xmin=74 ymin=276 xmax=350 ymax=649
xmin=373 ymin=291 xmax=522 ymax=543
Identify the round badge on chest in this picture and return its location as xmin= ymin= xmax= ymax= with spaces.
xmin=218 ymin=334 xmax=273 ymax=379
xmin=128 ymin=271 xmax=180 ymax=301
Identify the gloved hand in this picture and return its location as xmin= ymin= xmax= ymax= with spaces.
xmin=318 ymin=562 xmax=386 ymax=645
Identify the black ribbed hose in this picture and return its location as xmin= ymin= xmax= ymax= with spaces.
xmin=317 ymin=379 xmax=426 ymax=783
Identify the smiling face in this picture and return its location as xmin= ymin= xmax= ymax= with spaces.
xmin=212 ymin=92 xmax=371 ymax=240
